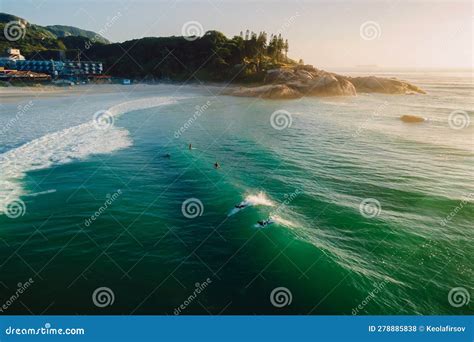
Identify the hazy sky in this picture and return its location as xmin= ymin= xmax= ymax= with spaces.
xmin=2 ymin=0 xmax=472 ymax=69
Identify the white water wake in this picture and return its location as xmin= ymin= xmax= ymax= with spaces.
xmin=228 ymin=191 xmax=275 ymax=216
xmin=0 ymin=96 xmax=177 ymax=215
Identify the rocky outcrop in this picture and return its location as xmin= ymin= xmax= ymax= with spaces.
xmin=349 ymin=76 xmax=426 ymax=95
xmin=230 ymin=84 xmax=302 ymax=99
xmin=400 ymin=115 xmax=426 ymax=123
xmin=226 ymin=66 xmax=425 ymax=99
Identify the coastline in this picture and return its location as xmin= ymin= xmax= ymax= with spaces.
xmin=0 ymin=65 xmax=427 ymax=104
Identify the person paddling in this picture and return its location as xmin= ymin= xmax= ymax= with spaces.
xmin=214 ymin=161 xmax=220 ymax=169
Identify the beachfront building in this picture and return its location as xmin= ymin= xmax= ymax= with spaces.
xmin=0 ymin=48 xmax=25 ymax=62
xmin=0 ymin=48 xmax=103 ymax=81
xmin=0 ymin=67 xmax=51 ymax=83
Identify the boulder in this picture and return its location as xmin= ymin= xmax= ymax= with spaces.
xmin=227 ymin=65 xmax=425 ymax=99
xmin=400 ymin=115 xmax=426 ymax=123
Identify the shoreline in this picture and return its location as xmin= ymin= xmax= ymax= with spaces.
xmin=0 ymin=83 xmax=232 ymax=103
xmin=0 ymin=65 xmax=427 ymax=103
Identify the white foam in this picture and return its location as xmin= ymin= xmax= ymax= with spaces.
xmin=0 ymin=97 xmax=177 ymax=214
xmin=270 ymin=215 xmax=297 ymax=228
xmin=243 ymin=192 xmax=275 ymax=207
xmin=228 ymin=191 xmax=275 ymax=216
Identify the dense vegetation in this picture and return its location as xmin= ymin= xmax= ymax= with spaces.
xmin=80 ymin=30 xmax=295 ymax=82
xmin=1 ymin=12 xmax=296 ymax=82
xmin=0 ymin=13 xmax=108 ymax=57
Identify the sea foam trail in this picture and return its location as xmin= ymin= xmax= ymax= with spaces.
xmin=0 ymin=96 xmax=177 ymax=215
xmin=228 ymin=191 xmax=274 ymax=216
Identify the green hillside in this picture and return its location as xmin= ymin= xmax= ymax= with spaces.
xmin=1 ymin=12 xmax=295 ymax=83
xmin=0 ymin=12 xmax=107 ymax=58
xmin=45 ymin=25 xmax=110 ymax=44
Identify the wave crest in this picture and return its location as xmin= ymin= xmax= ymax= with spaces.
xmin=0 ymin=97 xmax=177 ymax=215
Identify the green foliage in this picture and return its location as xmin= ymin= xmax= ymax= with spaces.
xmin=1 ymin=11 xmax=296 ymax=83
xmin=0 ymin=12 xmax=106 ymax=58
xmin=0 ymin=22 xmax=65 ymax=58
xmin=83 ymin=29 xmax=295 ymax=82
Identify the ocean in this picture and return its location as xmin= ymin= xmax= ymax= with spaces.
xmin=0 ymin=70 xmax=472 ymax=315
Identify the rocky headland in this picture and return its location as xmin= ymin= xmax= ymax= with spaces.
xmin=226 ymin=65 xmax=425 ymax=99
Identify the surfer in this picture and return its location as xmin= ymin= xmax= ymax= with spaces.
xmin=234 ymin=203 xmax=247 ymax=209
xmin=257 ymin=218 xmax=273 ymax=227
xmin=189 ymin=143 xmax=192 ymax=150
xmin=164 ymin=153 xmax=171 ymax=158
xmin=214 ymin=161 xmax=220 ymax=169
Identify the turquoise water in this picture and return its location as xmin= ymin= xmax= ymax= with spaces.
xmin=0 ymin=71 xmax=473 ymax=314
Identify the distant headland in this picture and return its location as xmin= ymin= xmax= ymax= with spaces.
xmin=0 ymin=12 xmax=424 ymax=97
